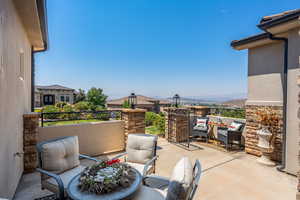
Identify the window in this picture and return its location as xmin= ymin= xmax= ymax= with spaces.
xmin=19 ymin=50 xmax=24 ymax=80
xmin=60 ymin=96 xmax=65 ymax=102
xmin=66 ymin=96 xmax=70 ymax=102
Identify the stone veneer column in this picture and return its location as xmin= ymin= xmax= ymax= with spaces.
xmin=23 ymin=113 xmax=39 ymax=173
xmin=121 ymin=109 xmax=146 ymax=140
xmin=164 ymin=108 xmax=189 ymax=143
xmin=245 ymin=105 xmax=283 ymax=162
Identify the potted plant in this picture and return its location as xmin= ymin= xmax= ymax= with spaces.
xmin=256 ymin=111 xmax=279 ymax=166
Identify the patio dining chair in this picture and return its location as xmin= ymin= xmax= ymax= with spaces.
xmin=112 ymin=133 xmax=158 ymax=176
xmin=133 ymin=157 xmax=202 ymax=200
xmin=36 ymin=136 xmax=99 ymax=200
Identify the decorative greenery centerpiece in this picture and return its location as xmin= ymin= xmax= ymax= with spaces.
xmin=78 ymin=159 xmax=136 ymax=194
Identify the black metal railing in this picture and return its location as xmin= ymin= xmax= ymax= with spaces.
xmin=40 ymin=110 xmax=122 ymax=127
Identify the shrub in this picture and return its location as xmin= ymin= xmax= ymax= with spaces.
xmin=42 ymin=105 xmax=60 ymax=119
xmin=122 ymin=100 xmax=130 ymax=108
xmin=55 ymin=102 xmax=67 ymax=109
xmin=145 ymin=112 xmax=158 ymax=126
xmin=43 ymin=105 xmax=60 ymax=113
xmin=154 ymin=115 xmax=165 ymax=134
xmin=74 ymin=101 xmax=90 ymax=111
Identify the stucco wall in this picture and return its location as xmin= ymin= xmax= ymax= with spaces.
xmin=285 ymin=28 xmax=300 ymax=175
xmin=38 ymin=121 xmax=125 ymax=156
xmin=0 ymin=0 xmax=32 ymax=198
xmin=247 ymin=43 xmax=284 ymax=106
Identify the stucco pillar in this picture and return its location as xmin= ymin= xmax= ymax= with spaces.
xmin=121 ymin=109 xmax=146 ymax=140
xmin=164 ymin=108 xmax=189 ymax=143
xmin=23 ymin=113 xmax=39 ymax=173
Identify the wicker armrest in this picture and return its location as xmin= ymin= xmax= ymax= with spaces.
xmin=217 ymin=126 xmax=228 ymax=131
xmin=36 ymin=168 xmax=64 ymax=200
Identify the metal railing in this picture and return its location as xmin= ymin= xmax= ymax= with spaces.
xmin=40 ymin=110 xmax=122 ymax=127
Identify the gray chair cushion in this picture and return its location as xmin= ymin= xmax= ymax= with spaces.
xmin=193 ymin=125 xmax=208 ymax=132
xmin=43 ymin=165 xmax=85 ymax=194
xmin=218 ymin=129 xmax=228 ymax=136
xmin=41 ymin=136 xmax=80 ymax=173
xmin=132 ymin=185 xmax=167 ymax=200
xmin=166 ymin=157 xmax=193 ymax=200
xmin=126 ymin=134 xmax=158 ymax=164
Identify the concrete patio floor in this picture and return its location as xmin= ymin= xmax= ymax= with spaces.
xmin=14 ymin=138 xmax=297 ymax=200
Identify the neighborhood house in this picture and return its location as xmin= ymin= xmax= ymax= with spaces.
xmin=107 ymin=95 xmax=171 ymax=113
xmin=35 ymin=84 xmax=76 ymax=107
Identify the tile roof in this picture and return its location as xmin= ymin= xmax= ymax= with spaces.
xmin=107 ymin=95 xmax=171 ymax=105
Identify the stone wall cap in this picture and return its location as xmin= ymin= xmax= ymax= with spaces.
xmin=121 ymin=108 xmax=147 ymax=113
xmin=23 ymin=112 xmax=40 ymax=118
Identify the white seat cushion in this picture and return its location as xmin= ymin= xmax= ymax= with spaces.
xmin=126 ymin=162 xmax=153 ymax=175
xmin=41 ymin=136 xmax=80 ymax=173
xmin=126 ymin=134 xmax=157 ymax=164
xmin=43 ymin=165 xmax=85 ymax=193
xmin=166 ymin=157 xmax=193 ymax=200
xmin=132 ymin=185 xmax=167 ymax=200
xmin=193 ymin=118 xmax=208 ymax=131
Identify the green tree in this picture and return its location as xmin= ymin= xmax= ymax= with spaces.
xmin=87 ymin=87 xmax=107 ymax=108
xmin=145 ymin=112 xmax=158 ymax=126
xmin=122 ymin=100 xmax=130 ymax=108
xmin=74 ymin=88 xmax=86 ymax=103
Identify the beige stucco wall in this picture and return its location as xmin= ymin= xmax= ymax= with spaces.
xmin=38 ymin=121 xmax=125 ymax=156
xmin=0 ymin=0 xmax=33 ymax=198
xmin=247 ymin=28 xmax=300 ymax=175
xmin=285 ymin=28 xmax=300 ymax=175
xmin=247 ymin=42 xmax=284 ymax=106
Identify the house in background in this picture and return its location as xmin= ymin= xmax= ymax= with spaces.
xmin=34 ymin=84 xmax=76 ymax=107
xmin=231 ymin=9 xmax=300 ymax=175
xmin=107 ymin=95 xmax=171 ymax=113
xmin=0 ymin=0 xmax=48 ymax=198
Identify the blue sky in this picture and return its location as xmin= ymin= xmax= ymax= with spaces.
xmin=35 ymin=0 xmax=299 ymax=99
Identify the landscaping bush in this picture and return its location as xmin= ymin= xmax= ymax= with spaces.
xmin=74 ymin=101 xmax=90 ymax=111
xmin=43 ymin=105 xmax=61 ymax=119
xmin=145 ymin=112 xmax=158 ymax=126
xmin=55 ymin=102 xmax=67 ymax=109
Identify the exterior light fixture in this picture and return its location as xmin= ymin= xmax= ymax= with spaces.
xmin=173 ymin=94 xmax=180 ymax=108
xmin=128 ymin=92 xmax=137 ymax=109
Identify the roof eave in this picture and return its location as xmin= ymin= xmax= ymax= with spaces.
xmin=231 ymin=33 xmax=273 ymax=50
xmin=258 ymin=10 xmax=300 ymax=31
xmin=34 ymin=0 xmax=48 ymax=52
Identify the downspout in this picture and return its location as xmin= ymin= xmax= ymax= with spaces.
xmin=31 ymin=47 xmax=35 ymax=112
xmin=266 ymin=33 xmax=288 ymax=172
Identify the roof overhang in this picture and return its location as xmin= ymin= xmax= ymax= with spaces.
xmin=231 ymin=9 xmax=300 ymax=50
xmin=13 ymin=0 xmax=48 ymax=52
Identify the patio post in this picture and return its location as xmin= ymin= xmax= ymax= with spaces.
xmin=121 ymin=108 xmax=146 ymax=141
xmin=23 ymin=112 xmax=39 ymax=173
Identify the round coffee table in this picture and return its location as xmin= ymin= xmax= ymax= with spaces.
xmin=67 ymin=168 xmax=142 ymax=200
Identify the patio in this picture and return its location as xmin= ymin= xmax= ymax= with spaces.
xmin=14 ymin=138 xmax=296 ymax=200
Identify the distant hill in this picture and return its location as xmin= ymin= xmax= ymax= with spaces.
xmin=221 ymin=99 xmax=247 ymax=108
